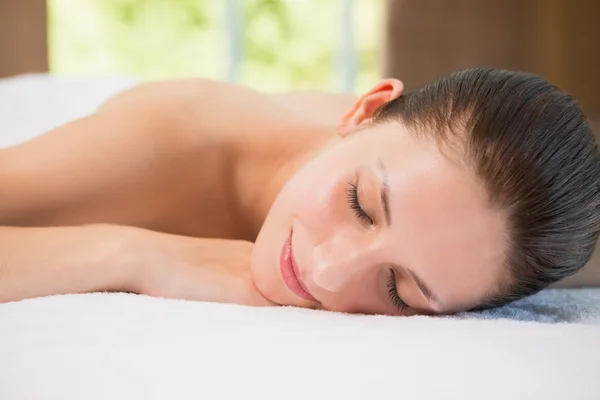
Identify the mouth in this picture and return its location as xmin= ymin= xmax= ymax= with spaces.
xmin=280 ymin=231 xmax=317 ymax=302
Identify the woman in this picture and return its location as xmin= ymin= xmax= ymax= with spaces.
xmin=1 ymin=67 xmax=599 ymax=315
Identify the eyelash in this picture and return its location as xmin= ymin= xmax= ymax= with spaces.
xmin=346 ymin=181 xmax=374 ymax=225
xmin=387 ymin=269 xmax=408 ymax=313
xmin=346 ymin=181 xmax=404 ymax=313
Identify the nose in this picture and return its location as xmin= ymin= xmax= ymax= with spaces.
xmin=311 ymin=232 xmax=379 ymax=292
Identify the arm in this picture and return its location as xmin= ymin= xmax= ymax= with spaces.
xmin=0 ymin=224 xmax=136 ymax=302
xmin=0 ymin=223 xmax=273 ymax=305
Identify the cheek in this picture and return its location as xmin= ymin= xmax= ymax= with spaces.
xmin=319 ymin=269 xmax=398 ymax=315
xmin=285 ymin=160 xmax=351 ymax=240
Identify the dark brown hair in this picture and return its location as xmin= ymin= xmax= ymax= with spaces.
xmin=374 ymin=67 xmax=600 ymax=309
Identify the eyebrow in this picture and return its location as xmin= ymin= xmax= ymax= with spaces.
xmin=376 ymin=159 xmax=444 ymax=312
xmin=376 ymin=158 xmax=391 ymax=226
xmin=406 ymin=268 xmax=445 ymax=312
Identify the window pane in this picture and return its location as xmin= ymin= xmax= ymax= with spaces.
xmin=48 ymin=0 xmax=382 ymax=93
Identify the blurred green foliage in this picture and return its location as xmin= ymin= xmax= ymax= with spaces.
xmin=48 ymin=0 xmax=382 ymax=93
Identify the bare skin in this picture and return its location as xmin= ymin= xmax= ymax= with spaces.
xmin=0 ymin=77 xmax=587 ymax=312
xmin=0 ymin=79 xmax=357 ymax=305
xmin=1 ymin=80 xmax=349 ymax=237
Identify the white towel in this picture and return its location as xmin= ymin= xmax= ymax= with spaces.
xmin=0 ymin=291 xmax=599 ymax=400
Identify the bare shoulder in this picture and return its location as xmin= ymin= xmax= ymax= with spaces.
xmin=101 ymin=78 xmax=356 ymax=127
xmin=99 ymin=78 xmax=252 ymax=111
xmin=100 ymin=78 xmax=308 ymax=127
xmin=269 ymin=91 xmax=358 ymax=126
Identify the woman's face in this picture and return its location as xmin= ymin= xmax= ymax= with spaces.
xmin=251 ymin=87 xmax=507 ymax=315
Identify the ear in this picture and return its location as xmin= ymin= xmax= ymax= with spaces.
xmin=338 ymin=79 xmax=404 ymax=137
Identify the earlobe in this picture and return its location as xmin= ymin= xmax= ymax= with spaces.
xmin=338 ymin=79 xmax=404 ymax=137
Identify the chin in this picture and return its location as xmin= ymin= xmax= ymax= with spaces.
xmin=252 ymin=179 xmax=314 ymax=307
xmin=251 ymin=226 xmax=311 ymax=308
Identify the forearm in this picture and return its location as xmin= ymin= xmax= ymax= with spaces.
xmin=0 ymin=224 xmax=138 ymax=303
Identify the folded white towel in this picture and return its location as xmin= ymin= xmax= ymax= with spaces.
xmin=0 ymin=291 xmax=599 ymax=400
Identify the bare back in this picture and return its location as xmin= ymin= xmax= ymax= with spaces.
xmin=0 ymin=79 xmax=352 ymax=239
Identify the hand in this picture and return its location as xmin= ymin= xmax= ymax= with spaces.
xmin=125 ymin=230 xmax=275 ymax=307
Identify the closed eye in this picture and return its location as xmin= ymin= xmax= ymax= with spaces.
xmin=387 ymin=269 xmax=409 ymax=314
xmin=347 ymin=181 xmax=374 ymax=225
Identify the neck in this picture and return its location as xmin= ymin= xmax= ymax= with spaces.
xmin=231 ymin=122 xmax=336 ymax=239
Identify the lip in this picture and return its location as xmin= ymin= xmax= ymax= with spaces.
xmin=280 ymin=232 xmax=317 ymax=302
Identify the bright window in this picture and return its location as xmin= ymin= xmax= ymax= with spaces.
xmin=48 ymin=0 xmax=383 ymax=93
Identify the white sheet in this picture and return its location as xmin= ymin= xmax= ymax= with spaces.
xmin=1 ymin=293 xmax=599 ymax=400
xmin=0 ymin=74 xmax=136 ymax=148
xmin=1 ymin=75 xmax=599 ymax=400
